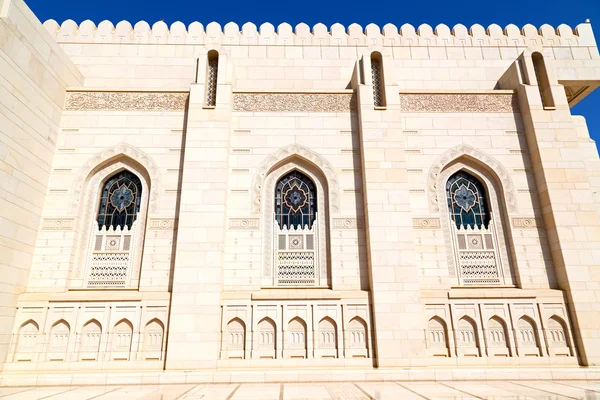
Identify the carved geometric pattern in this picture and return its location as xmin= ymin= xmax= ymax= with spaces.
xmin=371 ymin=58 xmax=383 ymax=107
xmin=412 ymin=218 xmax=441 ymax=229
xmin=228 ymin=218 xmax=259 ymax=230
xmin=399 ymin=94 xmax=518 ymax=113
xmin=277 ymin=252 xmax=315 ymax=285
xmin=512 ymin=217 xmax=541 ymax=229
xmin=88 ymin=253 xmax=129 ymax=286
xmin=65 ymin=92 xmax=189 ymax=111
xmin=233 ymin=93 xmax=357 ymax=112
xmin=332 ymin=218 xmax=364 ymax=229
xmin=149 ymin=218 xmax=176 ymax=230
xmin=206 ymin=55 xmax=218 ymax=107
xmin=42 ymin=218 xmax=75 ymax=230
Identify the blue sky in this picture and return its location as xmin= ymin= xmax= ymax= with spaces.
xmin=27 ymin=0 xmax=599 ymax=147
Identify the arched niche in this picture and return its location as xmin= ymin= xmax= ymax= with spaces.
xmin=143 ymin=319 xmax=165 ymax=360
xmin=15 ymin=320 xmax=39 ymax=361
xmin=346 ymin=317 xmax=369 ymax=358
xmin=457 ymin=316 xmax=480 ymax=357
xmin=487 ymin=316 xmax=510 ymax=356
xmin=80 ymin=319 xmax=102 ymax=361
xmin=427 ymin=316 xmax=449 ymax=357
xmin=286 ymin=317 xmax=307 ymax=358
xmin=255 ymin=317 xmax=276 ymax=359
xmin=225 ymin=318 xmax=246 ymax=359
xmin=317 ymin=317 xmax=338 ymax=358
xmin=112 ymin=319 xmax=133 ymax=359
xmin=517 ymin=316 xmax=541 ymax=356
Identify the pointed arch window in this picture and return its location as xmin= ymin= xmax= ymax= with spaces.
xmin=273 ymin=171 xmax=319 ymax=286
xmin=275 ymin=171 xmax=317 ymax=230
xmin=445 ymin=170 xmax=506 ymax=286
xmin=97 ymin=170 xmax=142 ymax=230
xmin=86 ymin=169 xmax=144 ymax=287
xmin=446 ymin=171 xmax=490 ymax=229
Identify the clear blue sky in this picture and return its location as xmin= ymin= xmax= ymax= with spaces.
xmin=26 ymin=0 xmax=600 ymax=146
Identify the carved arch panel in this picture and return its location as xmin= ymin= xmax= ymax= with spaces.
xmin=261 ymin=159 xmax=331 ymax=287
xmin=436 ymin=159 xmax=516 ymax=286
xmin=71 ymin=153 xmax=152 ymax=289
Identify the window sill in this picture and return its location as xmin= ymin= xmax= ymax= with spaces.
xmin=374 ymin=106 xmax=387 ymax=110
xmin=202 ymin=105 xmax=216 ymax=109
xmin=543 ymin=106 xmax=556 ymax=111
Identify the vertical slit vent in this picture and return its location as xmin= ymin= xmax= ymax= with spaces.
xmin=206 ymin=52 xmax=219 ymax=106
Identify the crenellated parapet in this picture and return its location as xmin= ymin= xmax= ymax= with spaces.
xmin=42 ymin=19 xmax=597 ymax=47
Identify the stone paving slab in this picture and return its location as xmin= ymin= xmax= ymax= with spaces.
xmin=1 ymin=381 xmax=600 ymax=399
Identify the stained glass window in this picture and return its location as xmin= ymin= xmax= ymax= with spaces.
xmin=97 ymin=170 xmax=142 ymax=230
xmin=446 ymin=171 xmax=490 ymax=229
xmin=275 ymin=171 xmax=316 ymax=229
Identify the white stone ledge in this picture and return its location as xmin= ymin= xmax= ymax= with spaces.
xmin=42 ymin=20 xmax=597 ymax=48
xmin=1 ymin=367 xmax=598 ymax=386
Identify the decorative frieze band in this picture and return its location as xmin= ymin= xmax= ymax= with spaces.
xmin=233 ymin=93 xmax=356 ymax=112
xmin=229 ymin=218 xmax=260 ymax=230
xmin=65 ymin=92 xmax=189 ymax=111
xmin=332 ymin=218 xmax=364 ymax=229
xmin=41 ymin=218 xmax=75 ymax=230
xmin=512 ymin=217 xmax=541 ymax=229
xmin=148 ymin=218 xmax=176 ymax=230
xmin=412 ymin=218 xmax=441 ymax=229
xmin=399 ymin=94 xmax=518 ymax=113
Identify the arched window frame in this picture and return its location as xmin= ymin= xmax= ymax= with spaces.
xmin=370 ymin=51 xmax=386 ymax=108
xmin=205 ymin=50 xmax=219 ymax=106
xmin=71 ymin=158 xmax=151 ymax=289
xmin=437 ymin=161 xmax=515 ymax=287
xmin=261 ymin=160 xmax=330 ymax=288
xmin=96 ymin=170 xmax=143 ymax=230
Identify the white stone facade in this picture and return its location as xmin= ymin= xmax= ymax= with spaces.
xmin=1 ymin=0 xmax=600 ymax=377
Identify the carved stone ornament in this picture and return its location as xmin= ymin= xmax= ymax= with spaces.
xmin=399 ymin=93 xmax=518 ymax=113
xmin=233 ymin=93 xmax=357 ymax=112
xmin=412 ymin=218 xmax=441 ymax=229
xmin=65 ymin=92 xmax=189 ymax=112
xmin=512 ymin=217 xmax=541 ymax=229
xmin=229 ymin=218 xmax=260 ymax=230
xmin=252 ymin=144 xmax=339 ymax=215
xmin=428 ymin=144 xmax=517 ymax=214
xmin=149 ymin=218 xmax=176 ymax=230
xmin=42 ymin=218 xmax=75 ymax=230
xmin=71 ymin=143 xmax=161 ymax=214
xmin=332 ymin=218 xmax=364 ymax=229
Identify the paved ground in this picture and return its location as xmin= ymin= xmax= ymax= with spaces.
xmin=1 ymin=380 xmax=600 ymax=399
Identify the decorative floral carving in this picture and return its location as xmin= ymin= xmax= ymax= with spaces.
xmin=332 ymin=218 xmax=364 ymax=229
xmin=65 ymin=92 xmax=189 ymax=111
xmin=149 ymin=219 xmax=176 ymax=230
xmin=399 ymin=94 xmax=518 ymax=113
xmin=428 ymin=144 xmax=517 ymax=214
xmin=252 ymin=144 xmax=339 ymax=215
xmin=233 ymin=93 xmax=356 ymax=112
xmin=42 ymin=218 xmax=75 ymax=230
xmin=412 ymin=218 xmax=441 ymax=229
xmin=229 ymin=218 xmax=260 ymax=230
xmin=512 ymin=217 xmax=541 ymax=229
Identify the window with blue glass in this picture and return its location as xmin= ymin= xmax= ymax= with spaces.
xmin=97 ymin=170 xmax=142 ymax=230
xmin=446 ymin=171 xmax=490 ymax=229
xmin=275 ymin=171 xmax=316 ymax=229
